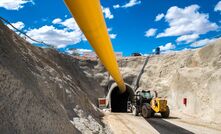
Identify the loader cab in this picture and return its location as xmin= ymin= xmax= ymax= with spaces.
xmin=137 ymin=90 xmax=153 ymax=104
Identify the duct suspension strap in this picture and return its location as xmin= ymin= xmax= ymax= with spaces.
xmin=0 ymin=16 xmax=55 ymax=49
xmin=134 ymin=55 xmax=150 ymax=91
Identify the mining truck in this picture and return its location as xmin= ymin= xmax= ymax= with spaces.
xmin=129 ymin=90 xmax=170 ymax=118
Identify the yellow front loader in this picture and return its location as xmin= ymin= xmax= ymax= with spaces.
xmin=130 ymin=90 xmax=170 ymax=118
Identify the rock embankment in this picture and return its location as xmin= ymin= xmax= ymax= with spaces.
xmin=0 ymin=21 xmax=110 ymax=134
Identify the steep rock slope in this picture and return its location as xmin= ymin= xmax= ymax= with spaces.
xmin=0 ymin=21 xmax=108 ymax=133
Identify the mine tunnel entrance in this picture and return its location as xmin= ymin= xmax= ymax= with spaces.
xmin=108 ymin=83 xmax=134 ymax=112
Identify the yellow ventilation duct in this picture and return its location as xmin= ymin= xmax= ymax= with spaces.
xmin=64 ymin=0 xmax=126 ymax=92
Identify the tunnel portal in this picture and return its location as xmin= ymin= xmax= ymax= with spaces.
xmin=107 ymin=83 xmax=134 ymax=112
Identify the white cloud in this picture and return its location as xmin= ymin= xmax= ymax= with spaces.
xmin=107 ymin=28 xmax=112 ymax=32
xmin=107 ymin=28 xmax=117 ymax=39
xmin=157 ymin=5 xmax=218 ymax=38
xmin=122 ymin=0 xmax=141 ymax=8
xmin=102 ymin=7 xmax=114 ymax=19
xmin=77 ymin=49 xmax=92 ymax=53
xmin=155 ymin=13 xmax=164 ymax=21
xmin=109 ymin=34 xmax=117 ymax=39
xmin=26 ymin=18 xmax=84 ymax=48
xmin=113 ymin=0 xmax=141 ymax=9
xmin=52 ymin=18 xmax=80 ymax=31
xmin=7 ymin=21 xmax=25 ymax=30
xmin=66 ymin=49 xmax=92 ymax=55
xmin=190 ymin=37 xmax=221 ymax=47
xmin=26 ymin=17 xmax=116 ymax=48
xmin=52 ymin=18 xmax=62 ymax=24
xmin=59 ymin=18 xmax=80 ymax=30
xmin=113 ymin=4 xmax=120 ymax=9
xmin=159 ymin=42 xmax=176 ymax=51
xmin=145 ymin=28 xmax=157 ymax=37
xmin=215 ymin=1 xmax=221 ymax=12
xmin=176 ymin=34 xmax=199 ymax=43
xmin=26 ymin=25 xmax=83 ymax=48
xmin=0 ymin=0 xmax=34 ymax=10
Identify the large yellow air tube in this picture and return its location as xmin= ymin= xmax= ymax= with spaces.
xmin=64 ymin=0 xmax=126 ymax=93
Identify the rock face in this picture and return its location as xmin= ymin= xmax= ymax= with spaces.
xmin=81 ymin=39 xmax=221 ymax=124
xmin=0 ymin=21 xmax=109 ymax=134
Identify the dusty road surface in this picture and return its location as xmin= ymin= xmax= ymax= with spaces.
xmin=103 ymin=112 xmax=221 ymax=134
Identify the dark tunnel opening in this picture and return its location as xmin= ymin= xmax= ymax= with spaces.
xmin=110 ymin=85 xmax=134 ymax=112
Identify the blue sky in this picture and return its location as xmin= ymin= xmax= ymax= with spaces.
xmin=1 ymin=0 xmax=221 ymax=56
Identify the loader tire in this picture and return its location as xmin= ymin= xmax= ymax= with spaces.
xmin=142 ymin=104 xmax=151 ymax=118
xmin=161 ymin=106 xmax=170 ymax=118
xmin=151 ymin=111 xmax=155 ymax=117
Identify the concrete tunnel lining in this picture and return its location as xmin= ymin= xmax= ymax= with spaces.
xmin=106 ymin=83 xmax=134 ymax=112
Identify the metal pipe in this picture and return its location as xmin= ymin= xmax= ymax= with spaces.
xmin=64 ymin=0 xmax=126 ymax=92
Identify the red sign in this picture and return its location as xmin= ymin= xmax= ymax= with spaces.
xmin=183 ymin=98 xmax=187 ymax=106
xmin=99 ymin=99 xmax=106 ymax=105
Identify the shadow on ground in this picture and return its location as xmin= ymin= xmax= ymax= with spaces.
xmin=145 ymin=115 xmax=194 ymax=134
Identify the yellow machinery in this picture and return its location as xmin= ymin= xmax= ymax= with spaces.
xmin=64 ymin=0 xmax=126 ymax=93
xmin=131 ymin=90 xmax=170 ymax=118
xmin=150 ymin=98 xmax=170 ymax=117
xmin=150 ymin=98 xmax=168 ymax=113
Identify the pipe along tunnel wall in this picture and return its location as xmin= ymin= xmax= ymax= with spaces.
xmin=107 ymin=83 xmax=134 ymax=112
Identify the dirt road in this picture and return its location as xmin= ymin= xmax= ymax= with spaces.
xmin=103 ymin=113 xmax=221 ymax=134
